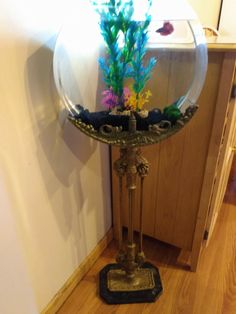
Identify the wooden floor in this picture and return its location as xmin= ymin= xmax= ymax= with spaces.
xmin=58 ymin=163 xmax=236 ymax=314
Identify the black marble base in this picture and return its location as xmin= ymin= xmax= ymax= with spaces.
xmin=99 ymin=262 xmax=163 ymax=304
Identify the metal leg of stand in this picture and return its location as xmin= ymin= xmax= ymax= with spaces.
xmin=99 ymin=147 xmax=163 ymax=304
xmin=118 ymin=176 xmax=123 ymax=251
xmin=139 ymin=177 xmax=144 ymax=253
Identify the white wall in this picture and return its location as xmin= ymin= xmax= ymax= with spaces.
xmin=0 ymin=1 xmax=111 ymax=312
xmin=0 ymin=0 xmax=222 ymax=312
xmin=219 ymin=0 xmax=236 ymax=36
xmin=188 ymin=0 xmax=222 ymax=28
xmin=0 ymin=176 xmax=38 ymax=314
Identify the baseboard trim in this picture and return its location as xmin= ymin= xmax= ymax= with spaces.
xmin=41 ymin=228 xmax=113 ymax=314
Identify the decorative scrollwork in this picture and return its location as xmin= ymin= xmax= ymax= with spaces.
xmin=68 ymin=104 xmax=199 ymax=147
xmin=135 ymin=251 xmax=146 ymax=267
xmin=99 ymin=124 xmax=123 ymax=136
xmin=185 ymin=105 xmax=198 ymax=118
xmin=136 ymin=152 xmax=149 ymax=178
xmin=114 ymin=149 xmax=128 ymax=177
xmin=159 ymin=120 xmax=172 ymax=129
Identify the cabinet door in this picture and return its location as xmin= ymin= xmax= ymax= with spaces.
xmin=112 ymin=52 xmax=226 ymax=251
xmin=205 ymin=75 xmax=236 ymax=242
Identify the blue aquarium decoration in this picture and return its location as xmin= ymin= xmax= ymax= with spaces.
xmin=69 ymin=0 xmax=182 ymax=132
xmin=91 ymin=0 xmax=158 ymax=112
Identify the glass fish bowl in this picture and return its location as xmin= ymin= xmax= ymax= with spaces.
xmin=53 ymin=0 xmax=207 ymax=147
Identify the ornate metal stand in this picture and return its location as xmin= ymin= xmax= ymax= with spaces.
xmin=68 ymin=105 xmax=199 ymax=304
xmin=99 ymin=114 xmax=163 ymax=304
xmin=114 ymin=147 xmax=149 ymax=279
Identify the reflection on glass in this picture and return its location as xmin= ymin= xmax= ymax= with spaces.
xmin=53 ymin=0 xmax=207 ymax=144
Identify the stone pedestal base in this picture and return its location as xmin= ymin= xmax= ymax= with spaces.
xmin=99 ymin=262 xmax=163 ymax=304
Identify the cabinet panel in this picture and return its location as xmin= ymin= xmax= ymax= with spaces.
xmin=111 ymin=51 xmax=236 ymax=270
xmin=154 ymin=131 xmax=186 ymax=246
xmin=206 ymin=94 xmax=236 ymax=241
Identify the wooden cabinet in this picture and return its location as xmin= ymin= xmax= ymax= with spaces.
xmin=205 ymin=69 xmax=236 ymax=241
xmin=111 ymin=49 xmax=236 ymax=271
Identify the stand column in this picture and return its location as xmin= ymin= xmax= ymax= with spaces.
xmin=99 ymin=147 xmax=163 ymax=304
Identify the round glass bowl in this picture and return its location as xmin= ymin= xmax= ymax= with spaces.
xmin=53 ymin=1 xmax=207 ymax=147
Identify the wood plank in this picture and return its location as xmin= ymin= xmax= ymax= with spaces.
xmin=145 ymin=50 xmax=171 ymax=110
xmin=140 ymin=145 xmax=160 ymax=236
xmin=167 ymin=51 xmax=195 ymax=105
xmin=171 ymin=52 xmax=224 ymax=251
xmin=154 ymin=130 xmax=186 ymax=245
xmin=154 ymin=52 xmax=223 ymax=250
xmin=154 ymin=51 xmax=194 ymax=247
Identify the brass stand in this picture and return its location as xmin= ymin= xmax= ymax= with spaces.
xmin=99 ymin=113 xmax=163 ymax=304
xmin=111 ymin=147 xmax=151 ymax=286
